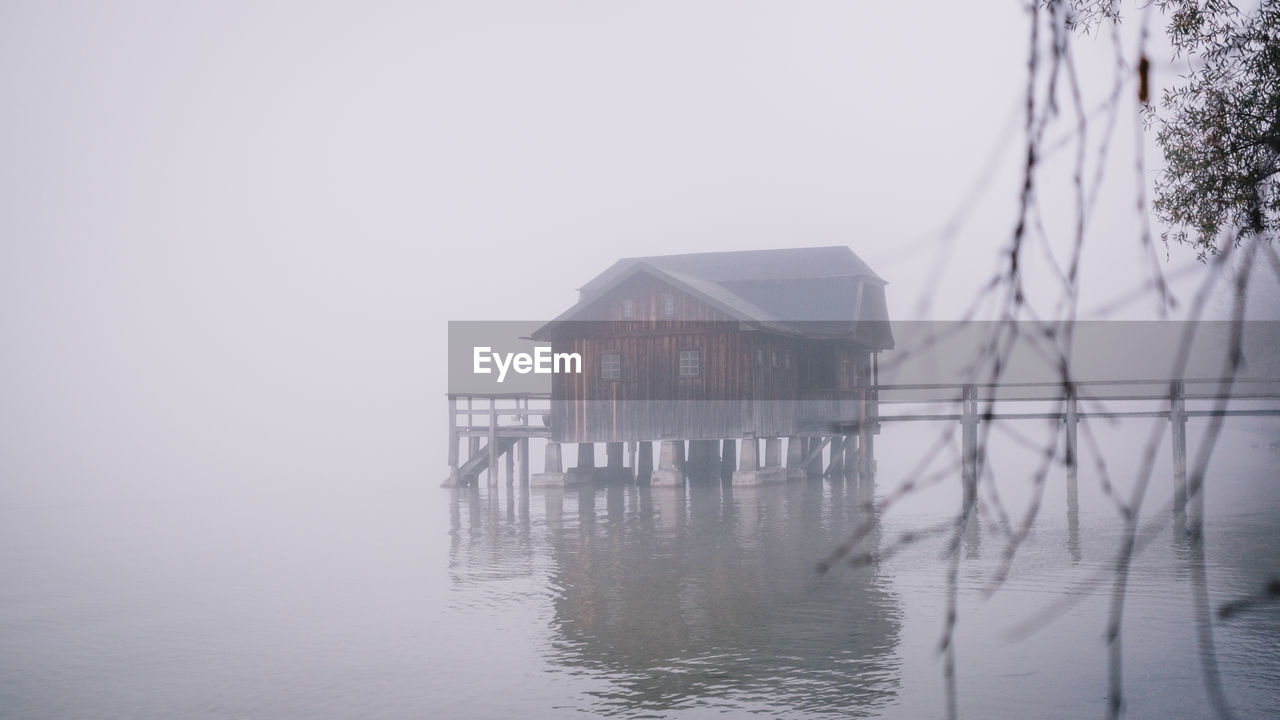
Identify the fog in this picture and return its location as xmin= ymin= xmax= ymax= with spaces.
xmin=2 ymin=2 xmax=1228 ymax=506
xmin=3 ymin=4 xmax=1278 ymax=718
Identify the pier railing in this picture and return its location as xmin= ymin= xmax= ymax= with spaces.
xmin=444 ymin=379 xmax=1280 ymax=493
xmin=446 ymin=393 xmax=552 ymax=487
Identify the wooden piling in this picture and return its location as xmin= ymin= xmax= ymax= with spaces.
xmin=447 ymin=396 xmax=459 ymax=486
xmin=961 ymin=384 xmax=978 ymax=509
xmin=1170 ymin=380 xmax=1188 ymax=517
xmin=488 ymin=397 xmax=498 ymax=487
xmin=828 ymin=435 xmax=844 ymax=477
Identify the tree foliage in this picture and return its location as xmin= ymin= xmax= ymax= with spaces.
xmin=1151 ymin=0 xmax=1280 ymax=256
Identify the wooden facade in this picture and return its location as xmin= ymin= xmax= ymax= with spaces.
xmin=532 ymin=247 xmax=893 ymax=444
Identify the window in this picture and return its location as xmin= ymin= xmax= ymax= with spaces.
xmin=601 ymin=353 xmax=621 ymax=380
xmin=662 ymin=294 xmax=675 ymax=317
xmin=678 ymin=350 xmax=700 ymax=377
xmin=621 ymin=300 xmax=634 ymax=319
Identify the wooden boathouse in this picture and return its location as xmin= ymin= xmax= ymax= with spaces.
xmin=445 ymin=246 xmax=895 ymax=487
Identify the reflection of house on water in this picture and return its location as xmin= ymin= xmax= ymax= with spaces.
xmin=447 ymin=480 xmax=902 ymax=717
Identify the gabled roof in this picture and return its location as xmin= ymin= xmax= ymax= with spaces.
xmin=533 ymin=246 xmax=893 ymax=349
xmin=577 ymin=246 xmax=885 ymax=298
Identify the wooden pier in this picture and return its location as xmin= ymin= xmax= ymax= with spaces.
xmin=443 ymin=378 xmax=1280 ymax=521
xmin=444 ymin=393 xmax=551 ymax=488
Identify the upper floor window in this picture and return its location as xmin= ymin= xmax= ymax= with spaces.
xmin=678 ymin=349 xmax=700 ymax=377
xmin=621 ymin=300 xmax=634 ymax=319
xmin=662 ymin=294 xmax=675 ymax=317
xmin=601 ymin=353 xmax=621 ymax=380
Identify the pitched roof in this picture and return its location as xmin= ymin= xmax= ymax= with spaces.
xmin=577 ymin=246 xmax=885 ymax=297
xmin=534 ymin=246 xmax=893 ymax=348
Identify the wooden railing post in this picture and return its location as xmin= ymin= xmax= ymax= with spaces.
xmin=488 ymin=396 xmax=498 ymax=487
xmin=447 ymin=395 xmax=459 ymax=486
xmin=961 ymin=384 xmax=978 ymax=509
xmin=1170 ymin=380 xmax=1189 ymax=518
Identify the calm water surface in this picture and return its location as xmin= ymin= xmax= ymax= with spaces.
xmin=3 ymin=442 xmax=1279 ymax=719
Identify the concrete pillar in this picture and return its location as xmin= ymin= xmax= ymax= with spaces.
xmin=733 ymin=434 xmax=784 ymax=485
xmin=650 ymin=440 xmax=685 ymax=486
xmin=577 ymin=443 xmax=595 ymax=470
xmin=545 ymin=442 xmax=562 ymax=473
xmin=606 ymin=442 xmax=624 ymax=468
xmin=531 ymin=442 xmax=568 ymax=487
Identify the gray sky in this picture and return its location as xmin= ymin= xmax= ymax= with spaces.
xmin=0 ymin=2 xmax=1241 ymax=502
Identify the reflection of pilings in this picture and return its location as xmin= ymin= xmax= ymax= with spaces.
xmin=963 ymin=510 xmax=982 ymax=558
xmin=856 ymin=462 xmax=875 ymax=507
xmin=1066 ymin=472 xmax=1081 ymax=563
xmin=651 ymin=482 xmax=686 ymax=530
xmin=544 ymin=488 xmax=564 ymax=528
xmin=606 ymin=483 xmax=625 ymax=521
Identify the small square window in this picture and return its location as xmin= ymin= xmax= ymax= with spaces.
xmin=678 ymin=350 xmax=700 ymax=377
xmin=601 ymin=353 xmax=621 ymax=380
xmin=663 ymin=294 xmax=674 ymax=317
xmin=621 ymin=300 xmax=634 ymax=319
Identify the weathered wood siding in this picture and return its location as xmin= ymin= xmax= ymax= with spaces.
xmin=547 ymin=272 xmax=879 ymax=442
xmin=550 ymin=274 xmax=746 ymax=442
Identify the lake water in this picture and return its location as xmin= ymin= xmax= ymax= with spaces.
xmin=3 ymin=425 xmax=1279 ymax=719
